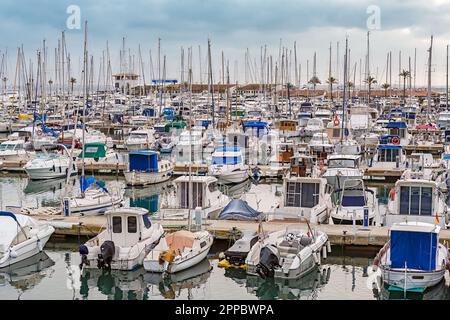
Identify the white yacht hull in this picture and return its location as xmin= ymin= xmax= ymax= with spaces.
xmin=381 ymin=267 xmax=446 ymax=291
xmin=124 ymin=169 xmax=173 ymax=186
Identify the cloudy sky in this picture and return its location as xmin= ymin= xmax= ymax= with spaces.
xmin=1 ymin=0 xmax=450 ymax=87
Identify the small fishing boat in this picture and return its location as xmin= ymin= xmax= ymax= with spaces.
xmin=124 ymin=150 xmax=174 ymax=186
xmin=374 ymin=222 xmax=449 ymax=292
xmin=79 ymin=207 xmax=164 ymax=271
xmin=143 ymin=230 xmax=213 ymax=274
xmin=0 ymin=211 xmax=55 ymax=268
xmin=246 ymin=224 xmax=330 ymax=280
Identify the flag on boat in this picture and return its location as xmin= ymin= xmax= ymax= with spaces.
xmin=436 ymin=210 xmax=439 ymax=225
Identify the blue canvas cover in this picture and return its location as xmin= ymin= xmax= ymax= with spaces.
xmin=386 ymin=122 xmax=407 ymax=129
xmin=142 ymin=108 xmax=155 ymax=117
xmin=219 ymin=199 xmax=262 ymax=221
xmin=390 ymin=230 xmax=437 ymax=271
xmin=129 ymin=151 xmax=159 ymax=173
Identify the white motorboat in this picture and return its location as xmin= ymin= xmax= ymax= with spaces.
xmin=143 ymin=230 xmax=213 ymax=274
xmin=0 ymin=139 xmax=35 ymax=170
xmin=125 ymin=128 xmax=155 ymax=151
xmin=304 ymin=118 xmax=325 ymax=137
xmin=369 ymin=144 xmax=407 ymax=172
xmin=0 ymin=211 xmax=55 ymax=268
xmin=159 ymin=176 xmax=230 ymax=220
xmin=322 ymin=154 xmax=363 ymax=190
xmin=79 ymin=207 xmax=164 ymax=271
xmin=209 ymin=146 xmax=249 ymax=184
xmin=374 ymin=222 xmax=449 ymax=292
xmin=77 ymin=142 xmax=124 ymax=170
xmin=24 ymin=144 xmax=77 ymax=180
xmin=124 ymin=150 xmax=174 ymax=186
xmin=246 ymin=224 xmax=329 ymax=280
xmin=174 ymin=130 xmax=204 ymax=165
xmin=330 ymin=179 xmax=377 ymax=225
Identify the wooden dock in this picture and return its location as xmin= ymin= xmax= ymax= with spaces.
xmin=30 ymin=213 xmax=450 ymax=247
xmin=404 ymin=144 xmax=444 ymax=156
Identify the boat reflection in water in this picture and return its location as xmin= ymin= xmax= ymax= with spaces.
xmin=24 ymin=177 xmax=76 ymax=195
xmin=224 ymin=266 xmax=331 ymax=300
xmin=376 ymin=279 xmax=449 ymax=300
xmin=124 ymin=180 xmax=173 ymax=214
xmin=79 ymin=258 xmax=212 ymax=300
xmin=0 ymin=252 xmax=55 ymax=296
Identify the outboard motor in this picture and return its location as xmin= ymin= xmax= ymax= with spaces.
xmin=97 ymin=241 xmax=115 ymax=270
xmin=256 ymin=244 xmax=280 ymax=279
xmin=79 ymin=244 xmax=90 ymax=269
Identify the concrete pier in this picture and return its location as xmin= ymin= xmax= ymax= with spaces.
xmin=31 ymin=213 xmax=450 ymax=247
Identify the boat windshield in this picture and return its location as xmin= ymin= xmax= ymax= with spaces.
xmin=328 ymin=159 xmax=356 ymax=168
xmin=0 ymin=144 xmax=19 ymax=151
xmin=212 ymin=156 xmax=242 ymax=165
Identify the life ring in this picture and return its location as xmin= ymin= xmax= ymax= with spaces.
xmin=333 ymin=116 xmax=340 ymax=126
xmin=389 ymin=188 xmax=395 ymax=201
xmin=392 ymin=137 xmax=400 ymax=145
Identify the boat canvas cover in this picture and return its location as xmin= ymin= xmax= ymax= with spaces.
xmin=166 ymin=230 xmax=195 ymax=252
xmin=0 ymin=213 xmax=34 ymax=252
xmin=386 ymin=122 xmax=407 ymax=129
xmin=129 ymin=151 xmax=158 ymax=173
xmin=219 ymin=199 xmax=262 ymax=221
xmin=390 ymin=230 xmax=437 ymax=271
xmin=82 ymin=143 xmax=106 ymax=159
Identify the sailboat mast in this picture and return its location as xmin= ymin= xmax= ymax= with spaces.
xmin=341 ymin=37 xmax=348 ymax=142
xmin=427 ymin=35 xmax=433 ymax=117
xmin=81 ymin=20 xmax=88 ymax=194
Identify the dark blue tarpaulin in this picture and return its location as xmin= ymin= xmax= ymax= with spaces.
xmin=391 ymin=230 xmax=437 ymax=271
xmin=129 ymin=151 xmax=159 ymax=173
xmin=386 ymin=122 xmax=407 ymax=129
xmin=219 ymin=199 xmax=262 ymax=221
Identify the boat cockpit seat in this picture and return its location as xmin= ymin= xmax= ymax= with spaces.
xmin=278 ymin=240 xmax=302 ymax=256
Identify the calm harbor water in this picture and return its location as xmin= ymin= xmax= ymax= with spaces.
xmin=0 ymin=174 xmax=448 ymax=300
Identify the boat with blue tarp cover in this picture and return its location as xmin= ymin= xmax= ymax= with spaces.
xmin=124 ymin=150 xmax=174 ymax=186
xmin=374 ymin=222 xmax=449 ymax=292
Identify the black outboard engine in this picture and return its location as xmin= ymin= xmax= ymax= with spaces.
xmin=256 ymin=244 xmax=280 ymax=279
xmin=97 ymin=241 xmax=115 ymax=270
xmin=79 ymin=244 xmax=90 ymax=269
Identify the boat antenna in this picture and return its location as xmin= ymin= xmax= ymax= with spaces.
xmin=341 ymin=37 xmax=348 ymax=142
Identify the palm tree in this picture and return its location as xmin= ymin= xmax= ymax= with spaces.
xmin=381 ymin=83 xmax=390 ymax=99
xmin=308 ymin=76 xmax=321 ymax=97
xmin=48 ymin=80 xmax=53 ymax=96
xmin=326 ymin=77 xmax=337 ymax=102
xmin=399 ymin=70 xmax=411 ymax=104
xmin=365 ymin=76 xmax=377 ymax=103
xmin=70 ymin=77 xmax=76 ymax=94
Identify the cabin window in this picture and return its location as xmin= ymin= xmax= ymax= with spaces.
xmin=180 ymin=182 xmax=203 ymax=209
xmin=285 ymin=182 xmax=319 ymax=208
xmin=112 ymin=217 xmax=122 ymax=233
xmin=128 ymin=216 xmax=137 ymax=233
xmin=143 ymin=214 xmax=152 ymax=229
xmin=399 ymin=186 xmax=433 ymax=216
xmin=378 ymin=149 xmax=399 ymax=162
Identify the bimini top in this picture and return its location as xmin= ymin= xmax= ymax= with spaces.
xmin=385 ymin=122 xmax=407 ymax=129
